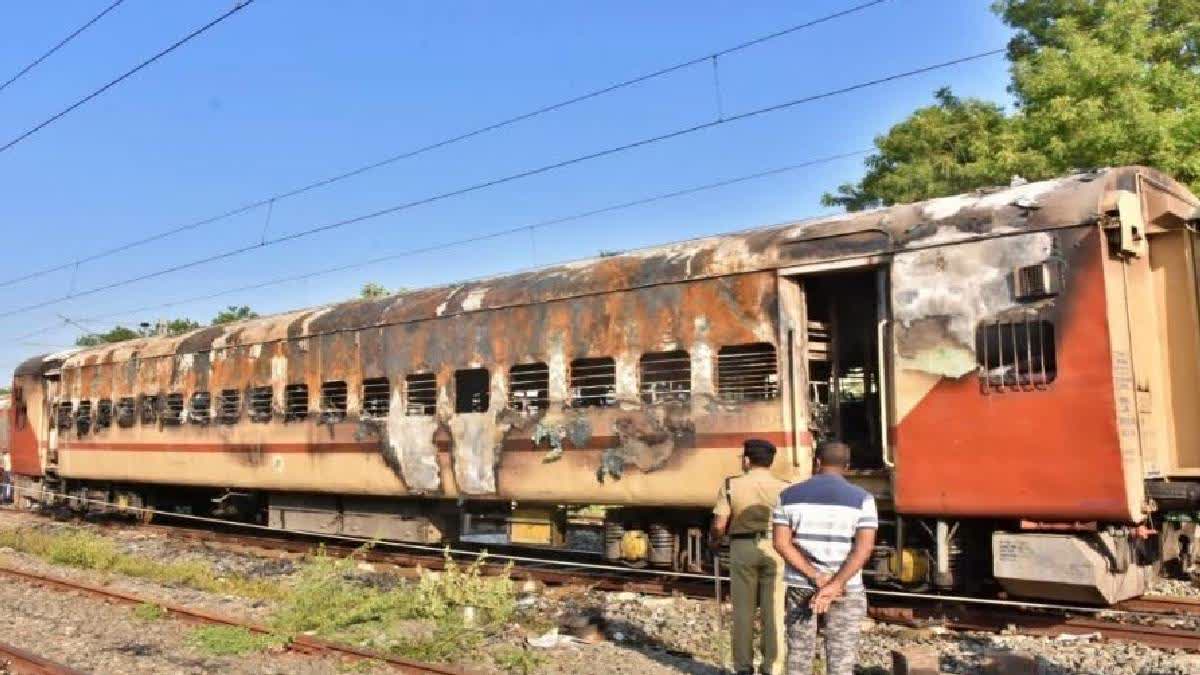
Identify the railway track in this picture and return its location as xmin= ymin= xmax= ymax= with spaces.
xmin=16 ymin=501 xmax=1200 ymax=656
xmin=0 ymin=563 xmax=465 ymax=675
xmin=1115 ymin=594 xmax=1200 ymax=617
xmin=0 ymin=640 xmax=86 ymax=675
xmin=115 ymin=515 xmax=1200 ymax=654
xmin=869 ymin=598 xmax=1200 ymax=651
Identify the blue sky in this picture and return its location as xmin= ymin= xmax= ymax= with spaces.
xmin=0 ymin=0 xmax=1014 ymax=377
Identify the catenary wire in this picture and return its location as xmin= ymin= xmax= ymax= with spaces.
xmin=0 ymin=0 xmax=256 ymax=156
xmin=0 ymin=0 xmax=890 ymax=290
xmin=11 ymin=150 xmax=866 ymax=342
xmin=0 ymin=0 xmax=128 ymax=94
xmin=0 ymin=47 xmax=1005 ymax=321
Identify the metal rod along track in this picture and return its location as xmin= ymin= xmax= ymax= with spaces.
xmin=0 ymin=640 xmax=87 ymax=675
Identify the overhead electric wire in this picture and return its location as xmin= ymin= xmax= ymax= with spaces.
xmin=0 ymin=0 xmax=256 ymax=156
xmin=11 ymin=150 xmax=867 ymax=343
xmin=0 ymin=46 xmax=1005 ymax=322
xmin=0 ymin=0 xmax=128 ymax=94
xmin=0 ymin=0 xmax=889 ymax=291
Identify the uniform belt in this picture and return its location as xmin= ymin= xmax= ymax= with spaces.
xmin=729 ymin=531 xmax=768 ymax=540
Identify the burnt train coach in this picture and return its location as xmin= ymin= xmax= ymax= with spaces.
xmin=9 ymin=166 xmax=1200 ymax=604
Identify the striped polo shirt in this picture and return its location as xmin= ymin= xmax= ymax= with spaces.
xmin=771 ymin=473 xmax=878 ymax=591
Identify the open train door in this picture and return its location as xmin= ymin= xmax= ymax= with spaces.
xmin=778 ymin=258 xmax=893 ymax=501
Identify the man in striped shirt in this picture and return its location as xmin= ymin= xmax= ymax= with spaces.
xmin=772 ymin=441 xmax=877 ymax=675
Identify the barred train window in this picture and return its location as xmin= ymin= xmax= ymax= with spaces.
xmin=249 ymin=386 xmax=273 ymax=423
xmin=362 ymin=378 xmax=390 ymax=419
xmin=189 ymin=392 xmax=211 ymax=425
xmin=640 ymin=350 xmax=691 ymax=404
xmin=139 ymin=395 xmax=159 ymax=425
xmin=284 ymin=384 xmax=309 ymax=422
xmin=218 ymin=389 xmax=241 ymax=425
xmin=75 ymin=401 xmax=92 ymax=435
xmin=57 ymin=402 xmax=73 ymax=431
xmin=162 ymin=394 xmax=184 ymax=426
xmin=455 ymin=368 xmax=490 ymax=413
xmin=570 ymin=357 xmax=615 ymax=408
xmin=508 ymin=363 xmax=549 ymax=415
xmin=320 ymin=381 xmax=348 ymax=423
xmin=976 ymin=319 xmax=1057 ymax=391
xmin=96 ymin=399 xmax=113 ymax=430
xmin=718 ymin=343 xmax=779 ymax=402
xmin=116 ymin=397 xmax=136 ymax=427
xmin=406 ymin=374 xmax=437 ymax=416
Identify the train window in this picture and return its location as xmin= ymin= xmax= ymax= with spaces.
xmin=162 ymin=394 xmax=184 ymax=426
xmin=95 ymin=399 xmax=113 ymax=430
xmin=57 ymin=402 xmax=73 ymax=432
xmin=284 ymin=384 xmax=309 ymax=422
xmin=977 ymin=319 xmax=1057 ymax=391
xmin=362 ymin=377 xmax=390 ymax=419
xmin=249 ymin=386 xmax=273 ymax=423
xmin=116 ymin=397 xmax=136 ymax=427
xmin=406 ymin=373 xmax=437 ymax=416
xmin=189 ymin=392 xmax=212 ymax=425
xmin=570 ymin=357 xmax=616 ymax=408
xmin=718 ymin=343 xmax=779 ymax=402
xmin=139 ymin=395 xmax=159 ymax=425
xmin=455 ymin=369 xmax=490 ymax=413
xmin=320 ymin=381 xmax=348 ymax=423
xmin=217 ymin=389 xmax=241 ymax=425
xmin=1012 ymin=261 xmax=1062 ymax=301
xmin=639 ymin=350 xmax=692 ymax=404
xmin=75 ymin=400 xmax=93 ymax=435
xmin=508 ymin=363 xmax=549 ymax=415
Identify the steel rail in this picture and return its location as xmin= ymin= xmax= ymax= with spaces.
xmin=870 ymin=602 xmax=1200 ymax=652
xmin=0 ymin=640 xmax=87 ymax=675
xmin=0 ymin=563 xmax=466 ymax=675
xmin=14 ymin=488 xmax=1200 ymax=654
xmin=1116 ymin=595 xmax=1200 ymax=617
xmin=16 ymin=486 xmax=1200 ymax=614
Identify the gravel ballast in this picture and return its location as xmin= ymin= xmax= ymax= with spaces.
xmin=0 ymin=508 xmax=1196 ymax=674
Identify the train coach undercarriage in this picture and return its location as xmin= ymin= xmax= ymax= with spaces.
xmin=21 ymin=477 xmax=1198 ymax=606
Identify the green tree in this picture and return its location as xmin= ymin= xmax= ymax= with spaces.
xmin=75 ymin=318 xmax=199 ymax=346
xmin=360 ymin=282 xmax=389 ymax=299
xmin=826 ymin=0 xmax=1200 ymax=209
xmin=822 ymin=88 xmax=1036 ymax=210
xmin=165 ymin=318 xmax=201 ymax=335
xmin=211 ymin=305 xmax=258 ymax=325
xmin=76 ymin=326 xmax=141 ymax=346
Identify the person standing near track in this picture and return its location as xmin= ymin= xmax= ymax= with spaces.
xmin=771 ymin=440 xmax=877 ymax=675
xmin=710 ymin=438 xmax=789 ymax=675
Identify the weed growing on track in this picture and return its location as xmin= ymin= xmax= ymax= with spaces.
xmin=132 ymin=602 xmax=167 ymax=621
xmin=0 ymin=526 xmax=282 ymax=600
xmin=186 ymin=625 xmax=283 ymax=656
xmin=270 ymin=547 xmax=520 ymax=664
xmin=492 ymin=645 xmax=546 ymax=675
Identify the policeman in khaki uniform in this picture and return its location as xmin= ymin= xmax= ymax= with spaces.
xmin=710 ymin=439 xmax=789 ymax=675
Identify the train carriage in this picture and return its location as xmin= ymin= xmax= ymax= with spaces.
xmin=9 ymin=165 xmax=1200 ymax=604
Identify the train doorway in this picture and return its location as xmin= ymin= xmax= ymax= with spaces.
xmin=799 ymin=267 xmax=888 ymax=470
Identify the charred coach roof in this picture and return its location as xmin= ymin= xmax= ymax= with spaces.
xmin=31 ymin=166 xmax=1196 ymax=372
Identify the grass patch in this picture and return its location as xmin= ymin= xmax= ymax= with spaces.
xmin=492 ymin=645 xmax=545 ymax=675
xmin=1 ymin=527 xmax=530 ymax=670
xmin=133 ymin=602 xmax=167 ymax=621
xmin=186 ymin=625 xmax=280 ymax=656
xmin=270 ymin=548 xmax=519 ymax=666
xmin=0 ymin=527 xmax=283 ymax=601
